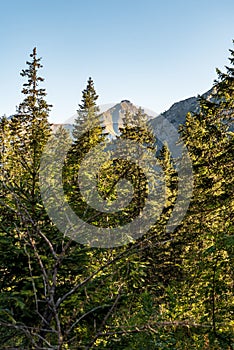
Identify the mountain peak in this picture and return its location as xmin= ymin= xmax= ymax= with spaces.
xmin=120 ymin=99 xmax=131 ymax=104
xmin=61 ymin=101 xmax=157 ymax=138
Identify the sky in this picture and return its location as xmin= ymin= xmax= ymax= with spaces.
xmin=0 ymin=0 xmax=234 ymax=123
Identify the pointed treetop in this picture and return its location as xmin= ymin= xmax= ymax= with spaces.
xmin=31 ymin=47 xmax=37 ymax=58
xmin=78 ymin=77 xmax=99 ymax=111
xmin=17 ymin=47 xmax=52 ymax=116
xmin=73 ymin=77 xmax=104 ymax=140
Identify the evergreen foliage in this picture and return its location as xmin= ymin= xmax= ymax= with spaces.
xmin=0 ymin=43 xmax=233 ymax=349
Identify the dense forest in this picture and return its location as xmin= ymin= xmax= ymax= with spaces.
xmin=0 ymin=45 xmax=233 ymax=349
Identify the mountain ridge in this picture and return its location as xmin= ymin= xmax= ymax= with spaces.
xmin=51 ymin=88 xmax=214 ymax=137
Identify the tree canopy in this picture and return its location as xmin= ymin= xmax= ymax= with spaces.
xmin=0 ymin=44 xmax=233 ymax=349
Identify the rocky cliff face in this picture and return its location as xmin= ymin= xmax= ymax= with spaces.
xmin=101 ymin=100 xmax=157 ymax=136
xmin=57 ymin=100 xmax=158 ymax=138
xmin=148 ymin=88 xmax=214 ymax=152
xmin=150 ymin=88 xmax=213 ymax=130
xmin=52 ymin=88 xmax=213 ymax=139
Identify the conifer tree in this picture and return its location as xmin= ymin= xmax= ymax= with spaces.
xmin=144 ymin=142 xmax=181 ymax=286
xmin=0 ymin=48 xmax=54 ymax=348
xmin=119 ymin=107 xmax=156 ymax=215
xmin=177 ymin=43 xmax=234 ymax=348
xmin=96 ymin=107 xmax=157 ymax=228
xmin=64 ymin=77 xmax=107 ymax=224
xmin=12 ymin=47 xmax=51 ymax=203
xmin=72 ymin=77 xmax=105 ymax=149
xmin=1 ymin=44 xmax=234 ymax=349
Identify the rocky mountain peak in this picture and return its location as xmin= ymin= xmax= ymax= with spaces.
xmin=51 ymin=87 xmax=215 ymax=140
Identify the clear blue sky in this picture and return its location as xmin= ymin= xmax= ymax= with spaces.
xmin=0 ymin=0 xmax=234 ymax=122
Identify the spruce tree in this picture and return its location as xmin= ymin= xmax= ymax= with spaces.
xmin=13 ymin=47 xmax=51 ymax=203
xmin=72 ymin=77 xmax=104 ymax=146
xmin=176 ymin=43 xmax=234 ymax=348
xmin=0 ymin=48 xmax=54 ymax=348
xmin=64 ymin=77 xmax=107 ymax=224
xmin=96 ymin=107 xmax=157 ymax=228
